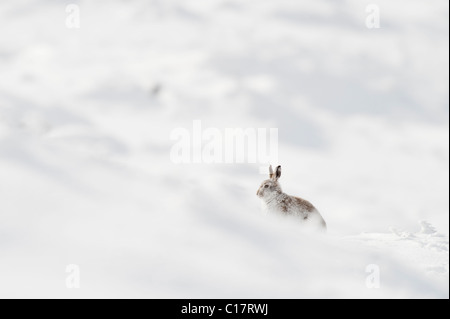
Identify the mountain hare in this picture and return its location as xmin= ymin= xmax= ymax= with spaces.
xmin=257 ymin=165 xmax=327 ymax=231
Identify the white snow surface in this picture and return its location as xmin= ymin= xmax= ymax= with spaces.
xmin=0 ymin=0 xmax=448 ymax=298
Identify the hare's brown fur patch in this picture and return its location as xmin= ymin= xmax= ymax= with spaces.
xmin=278 ymin=196 xmax=315 ymax=214
xmin=293 ymin=196 xmax=316 ymax=212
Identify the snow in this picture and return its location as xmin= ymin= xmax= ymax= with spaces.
xmin=0 ymin=0 xmax=448 ymax=298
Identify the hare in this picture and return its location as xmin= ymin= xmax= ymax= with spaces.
xmin=257 ymin=165 xmax=327 ymax=230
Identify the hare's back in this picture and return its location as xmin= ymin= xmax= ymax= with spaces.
xmin=293 ymin=196 xmax=327 ymax=230
xmin=292 ymin=196 xmax=316 ymax=212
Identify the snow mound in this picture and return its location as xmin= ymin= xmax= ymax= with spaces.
xmin=0 ymin=0 xmax=448 ymax=299
xmin=348 ymin=221 xmax=448 ymax=289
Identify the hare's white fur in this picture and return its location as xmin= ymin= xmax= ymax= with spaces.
xmin=257 ymin=165 xmax=326 ymax=230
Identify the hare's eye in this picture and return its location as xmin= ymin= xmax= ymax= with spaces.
xmin=264 ymin=185 xmax=269 ymax=188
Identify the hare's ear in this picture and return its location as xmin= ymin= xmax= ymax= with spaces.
xmin=275 ymin=165 xmax=281 ymax=180
xmin=269 ymin=165 xmax=274 ymax=179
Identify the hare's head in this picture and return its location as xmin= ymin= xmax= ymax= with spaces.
xmin=257 ymin=165 xmax=282 ymax=198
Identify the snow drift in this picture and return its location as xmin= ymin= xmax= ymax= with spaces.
xmin=0 ymin=0 xmax=448 ymax=298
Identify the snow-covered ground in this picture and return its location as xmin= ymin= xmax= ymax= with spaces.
xmin=0 ymin=0 xmax=448 ymax=298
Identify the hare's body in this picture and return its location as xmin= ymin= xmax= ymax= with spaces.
xmin=257 ymin=165 xmax=327 ymax=230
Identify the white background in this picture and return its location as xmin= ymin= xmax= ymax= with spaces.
xmin=0 ymin=0 xmax=448 ymax=298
